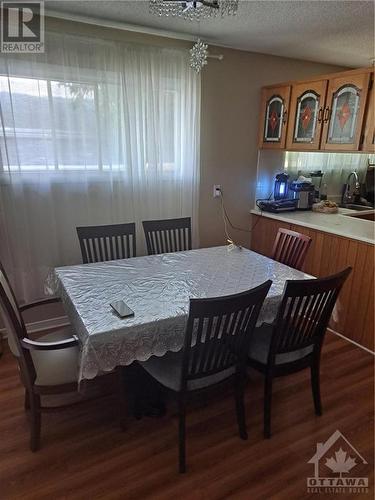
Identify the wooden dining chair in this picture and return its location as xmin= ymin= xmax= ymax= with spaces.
xmin=247 ymin=267 xmax=352 ymax=439
xmin=142 ymin=217 xmax=192 ymax=255
xmin=138 ymin=280 xmax=272 ymax=473
xmin=76 ymin=223 xmax=136 ymax=263
xmin=271 ymin=228 xmax=312 ymax=270
xmin=0 ymin=263 xmax=125 ymax=451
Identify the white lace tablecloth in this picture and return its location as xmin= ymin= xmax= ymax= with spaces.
xmin=48 ymin=246 xmax=313 ymax=381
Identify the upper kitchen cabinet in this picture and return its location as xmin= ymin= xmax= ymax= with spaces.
xmin=286 ymin=80 xmax=328 ymax=150
xmin=258 ymin=85 xmax=291 ymax=149
xmin=258 ymin=67 xmax=373 ymax=152
xmin=362 ymin=73 xmax=374 ymax=152
xmin=320 ymin=72 xmax=370 ymax=151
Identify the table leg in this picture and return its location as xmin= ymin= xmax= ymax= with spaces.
xmin=117 ymin=363 xmax=166 ymax=429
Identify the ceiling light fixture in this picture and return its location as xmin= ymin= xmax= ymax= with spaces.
xmin=190 ymin=39 xmax=208 ymax=72
xmin=189 ymin=39 xmax=224 ymax=73
xmin=149 ymin=0 xmax=239 ymax=21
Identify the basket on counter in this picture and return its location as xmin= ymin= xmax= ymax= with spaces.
xmin=312 ymin=201 xmax=338 ymax=214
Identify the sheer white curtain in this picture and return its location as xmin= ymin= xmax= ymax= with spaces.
xmin=0 ymin=32 xmax=200 ymax=302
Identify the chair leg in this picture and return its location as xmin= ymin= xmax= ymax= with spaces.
xmin=29 ymin=394 xmax=41 ymax=452
xmin=235 ymin=376 xmax=248 ymax=440
xmin=264 ymin=374 xmax=273 ymax=439
xmin=311 ymin=359 xmax=322 ymax=416
xmin=178 ymin=394 xmax=186 ymax=473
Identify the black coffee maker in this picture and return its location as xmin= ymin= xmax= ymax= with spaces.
xmin=256 ymin=173 xmax=297 ymax=213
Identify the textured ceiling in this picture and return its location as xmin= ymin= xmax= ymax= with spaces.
xmin=45 ymin=0 xmax=374 ymax=67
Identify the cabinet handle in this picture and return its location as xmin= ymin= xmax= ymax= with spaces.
xmin=317 ymin=107 xmax=323 ymax=122
xmin=323 ymin=107 xmax=331 ymax=123
xmin=282 ymin=110 xmax=288 ymax=124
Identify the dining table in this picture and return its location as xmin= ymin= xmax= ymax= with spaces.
xmin=48 ymin=245 xmax=313 ymax=383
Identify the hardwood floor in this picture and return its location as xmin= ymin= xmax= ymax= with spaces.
xmin=0 ymin=333 xmax=373 ymax=500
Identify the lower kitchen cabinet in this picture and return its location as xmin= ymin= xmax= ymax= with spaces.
xmin=251 ymin=214 xmax=374 ymax=351
xmin=251 ymin=217 xmax=291 ymax=256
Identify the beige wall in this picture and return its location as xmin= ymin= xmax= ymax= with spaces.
xmin=47 ymin=18 xmax=342 ymax=249
xmin=199 ymin=48 xmax=343 ymax=248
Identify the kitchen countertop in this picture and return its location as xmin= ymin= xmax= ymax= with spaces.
xmin=250 ymin=207 xmax=375 ymax=245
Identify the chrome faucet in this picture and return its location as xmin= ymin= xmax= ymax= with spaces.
xmin=342 ymin=171 xmax=360 ymax=205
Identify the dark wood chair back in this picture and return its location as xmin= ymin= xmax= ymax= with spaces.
xmin=0 ymin=264 xmax=26 ymax=357
xmin=76 ymin=223 xmax=136 ymax=263
xmin=142 ymin=217 xmax=192 ymax=255
xmin=271 ymin=228 xmax=312 ymax=270
xmin=270 ymin=267 xmax=352 ymax=362
xmin=181 ymin=280 xmax=272 ymax=390
xmin=0 ymin=263 xmax=35 ymax=384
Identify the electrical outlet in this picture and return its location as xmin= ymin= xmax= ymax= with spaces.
xmin=213 ymin=185 xmax=221 ymax=198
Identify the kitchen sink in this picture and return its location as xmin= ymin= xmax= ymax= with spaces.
xmin=340 ymin=204 xmax=374 ymax=211
xmin=343 ymin=212 xmax=375 ymax=222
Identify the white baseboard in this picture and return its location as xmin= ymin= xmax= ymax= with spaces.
xmin=0 ymin=316 xmax=70 ymax=339
xmin=327 ymin=328 xmax=375 ymax=356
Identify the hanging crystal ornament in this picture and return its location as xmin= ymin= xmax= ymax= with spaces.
xmin=149 ymin=0 xmax=239 ymax=21
xmin=190 ymin=39 xmax=209 ymax=73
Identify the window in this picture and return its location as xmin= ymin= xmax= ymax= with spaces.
xmin=0 ymin=76 xmax=177 ymax=173
xmin=0 ymin=76 xmax=98 ymax=170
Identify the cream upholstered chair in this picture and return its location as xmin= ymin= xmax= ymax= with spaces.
xmin=0 ymin=263 xmax=81 ymax=451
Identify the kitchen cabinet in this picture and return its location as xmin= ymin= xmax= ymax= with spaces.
xmin=286 ymin=80 xmax=327 ymax=150
xmin=250 ymin=216 xmax=291 ymax=256
xmin=258 ymin=85 xmax=290 ymax=149
xmin=320 ymin=72 xmax=371 ymax=151
xmin=251 ymin=214 xmax=374 ymax=351
xmin=258 ymin=67 xmax=373 ymax=152
xmin=362 ymin=73 xmax=374 ymax=152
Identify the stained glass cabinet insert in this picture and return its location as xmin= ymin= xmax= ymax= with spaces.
xmin=258 ymin=85 xmax=290 ymax=149
xmin=286 ymin=80 xmax=327 ymax=150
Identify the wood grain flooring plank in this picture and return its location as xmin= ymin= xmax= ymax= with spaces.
xmin=0 ymin=334 xmax=373 ymax=500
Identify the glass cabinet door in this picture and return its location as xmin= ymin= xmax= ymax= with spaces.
xmin=286 ymin=80 xmax=327 ymax=151
xmin=264 ymin=95 xmax=284 ymax=142
xmin=294 ymin=91 xmax=319 ymax=142
xmin=259 ymin=85 xmax=290 ymax=149
xmin=321 ymin=72 xmax=370 ymax=151
xmin=327 ymin=85 xmax=360 ymax=144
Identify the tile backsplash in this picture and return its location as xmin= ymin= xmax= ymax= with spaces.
xmin=255 ymin=150 xmax=374 ymax=203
